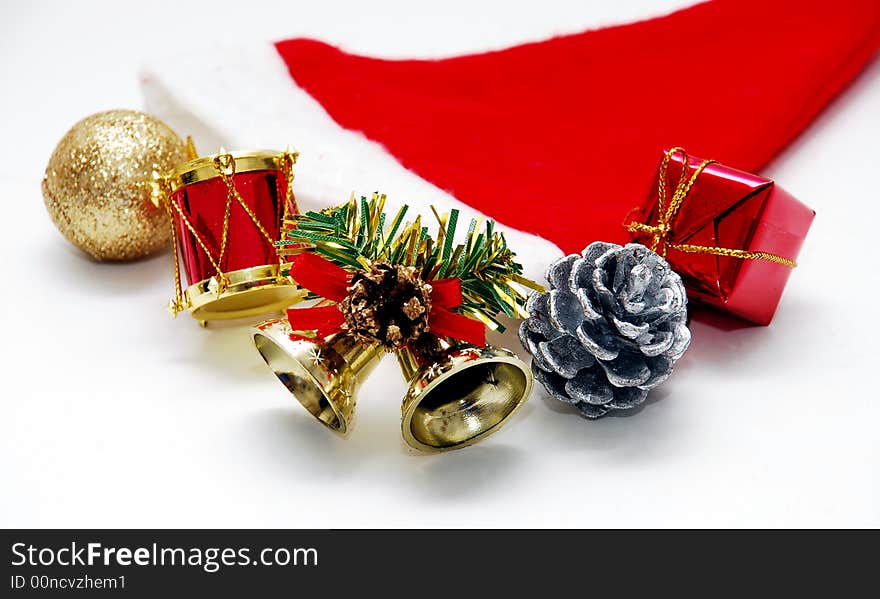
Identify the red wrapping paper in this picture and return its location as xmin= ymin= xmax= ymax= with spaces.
xmin=629 ymin=150 xmax=815 ymax=326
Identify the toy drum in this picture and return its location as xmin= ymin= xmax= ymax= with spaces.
xmin=162 ymin=149 xmax=305 ymax=323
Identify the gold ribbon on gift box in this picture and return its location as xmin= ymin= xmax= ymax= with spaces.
xmin=625 ymin=147 xmax=797 ymax=268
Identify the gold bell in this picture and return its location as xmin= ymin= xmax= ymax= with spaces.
xmin=397 ymin=340 xmax=533 ymax=452
xmin=252 ymin=319 xmax=383 ymax=434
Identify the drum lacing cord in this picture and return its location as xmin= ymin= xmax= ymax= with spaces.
xmin=162 ymin=149 xmax=300 ymax=316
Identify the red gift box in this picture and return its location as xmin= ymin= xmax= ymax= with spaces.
xmin=628 ymin=148 xmax=815 ymax=325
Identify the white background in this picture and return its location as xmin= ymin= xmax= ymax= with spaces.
xmin=1 ymin=0 xmax=878 ymax=527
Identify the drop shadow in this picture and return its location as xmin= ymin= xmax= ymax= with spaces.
xmin=688 ymin=304 xmax=758 ymax=332
xmin=246 ymin=403 xmax=526 ymax=497
xmin=39 ymin=237 xmax=171 ymax=295
xmin=687 ymin=290 xmax=822 ymax=380
xmin=528 ymin=383 xmax=686 ymax=462
xmin=686 ymin=316 xmax=774 ymax=371
xmin=195 ymin=325 xmax=273 ymax=382
xmin=245 ymin=407 xmax=372 ymax=479
xmin=405 ymin=443 xmax=526 ymax=500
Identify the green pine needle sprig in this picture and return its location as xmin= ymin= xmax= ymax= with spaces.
xmin=277 ymin=193 xmax=544 ymax=332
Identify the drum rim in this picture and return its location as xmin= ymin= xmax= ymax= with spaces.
xmin=183 ymin=263 xmax=306 ymax=321
xmin=167 ymin=149 xmax=285 ymax=192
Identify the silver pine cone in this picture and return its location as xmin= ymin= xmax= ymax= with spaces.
xmin=519 ymin=242 xmax=690 ymax=418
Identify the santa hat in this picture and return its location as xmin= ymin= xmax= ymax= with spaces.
xmin=141 ymin=0 xmax=879 ymax=289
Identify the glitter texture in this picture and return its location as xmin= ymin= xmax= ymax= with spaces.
xmin=42 ymin=110 xmax=188 ymax=260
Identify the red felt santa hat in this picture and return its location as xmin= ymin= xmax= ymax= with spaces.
xmin=141 ymin=0 xmax=879 ymax=287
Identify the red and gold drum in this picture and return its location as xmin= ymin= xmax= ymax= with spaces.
xmin=163 ymin=149 xmax=304 ymax=323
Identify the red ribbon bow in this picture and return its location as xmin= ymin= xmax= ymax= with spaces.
xmin=286 ymin=252 xmax=486 ymax=346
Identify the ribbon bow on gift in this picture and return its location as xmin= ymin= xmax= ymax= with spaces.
xmin=285 ymin=251 xmax=487 ymax=346
xmin=626 ymin=147 xmax=797 ymax=268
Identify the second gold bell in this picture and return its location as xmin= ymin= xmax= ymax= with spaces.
xmin=252 ymin=320 xmax=533 ymax=452
xmin=249 ymin=193 xmax=542 ymax=451
xmin=158 ymin=146 xmax=305 ymax=323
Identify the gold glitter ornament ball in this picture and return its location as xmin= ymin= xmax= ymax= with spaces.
xmin=42 ymin=110 xmax=188 ymax=260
